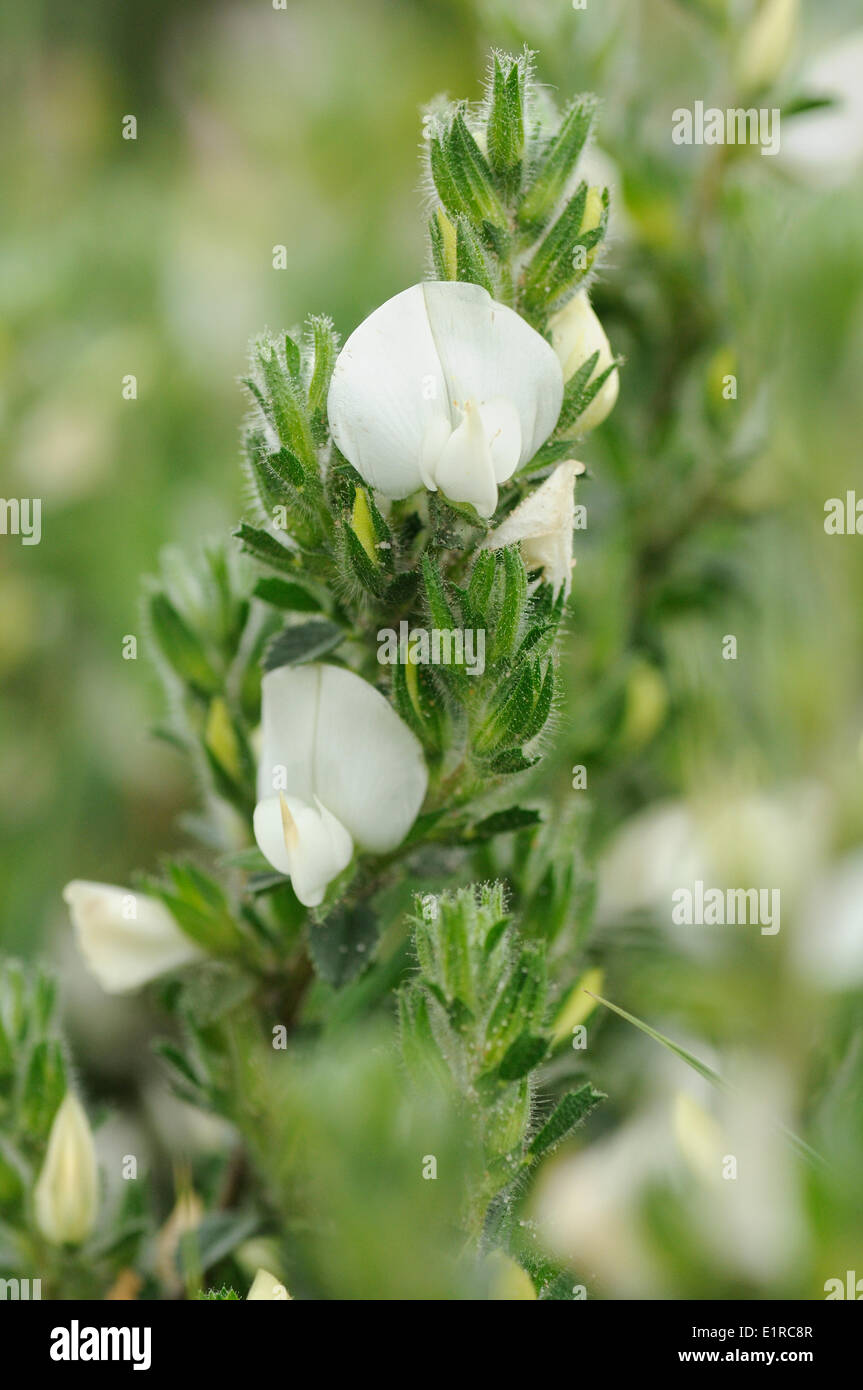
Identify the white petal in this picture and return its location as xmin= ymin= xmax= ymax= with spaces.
xmin=253 ymin=793 xmax=353 ymax=907
xmin=431 ymin=399 xmax=499 ymax=518
xmin=256 ymin=663 xmax=319 ymax=805
xmin=63 ymin=881 xmax=203 ymax=994
xmin=310 ymin=665 xmax=428 ymax=852
xmin=257 ymin=664 xmax=428 ymax=857
xmin=479 ymin=398 xmax=522 ymax=483
xmin=328 ymin=282 xmax=563 ymax=502
xmin=327 ymin=284 xmax=448 ymax=497
xmin=422 ymin=281 xmax=563 ymax=464
xmin=483 ymin=460 xmax=583 ymax=596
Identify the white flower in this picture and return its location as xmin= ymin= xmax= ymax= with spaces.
xmin=548 ymin=290 xmax=618 ymax=436
xmin=482 ymin=459 xmax=585 ymax=597
xmin=794 ymin=850 xmax=863 ymax=989
xmin=34 ymin=1093 xmax=99 ymax=1246
xmin=247 ymin=1268 xmax=291 ymax=1300
xmin=253 ymin=663 xmax=428 ymax=907
xmin=327 ymin=281 xmax=563 ymax=518
xmin=63 ymin=881 xmax=203 ymax=994
xmin=780 ymin=30 xmax=863 ymax=188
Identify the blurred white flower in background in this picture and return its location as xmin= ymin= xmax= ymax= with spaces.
xmin=781 ymin=30 xmax=863 ymax=188
xmin=63 ymin=881 xmax=203 ymax=993
xmin=534 ymin=1054 xmax=807 ymax=1296
xmin=794 ymin=849 xmax=863 ymax=988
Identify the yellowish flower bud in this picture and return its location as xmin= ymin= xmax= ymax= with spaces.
xmin=247 ymin=1267 xmax=291 ymax=1300
xmin=351 ymin=487 xmax=378 ymax=564
xmin=548 ymin=290 xmax=618 ymax=435
xmin=735 ymin=0 xmax=798 ymax=95
xmin=34 ymin=1093 xmax=99 ymax=1246
xmin=205 ymin=696 xmax=243 ymax=783
xmin=435 ymin=207 xmax=458 ymax=280
xmin=484 ymin=1251 xmax=537 ymax=1300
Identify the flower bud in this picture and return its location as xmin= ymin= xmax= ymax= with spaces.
xmin=34 ymin=1093 xmax=98 ymax=1246
xmin=484 ymin=1251 xmax=536 ymax=1300
xmin=247 ymin=1267 xmax=291 ymax=1300
xmin=548 ymin=291 xmax=618 ymax=435
xmin=735 ymin=0 xmax=797 ymax=96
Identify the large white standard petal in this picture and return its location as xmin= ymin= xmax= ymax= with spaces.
xmin=254 ymin=663 xmax=428 ymax=904
xmin=482 ymin=459 xmax=585 ymax=597
xmin=63 ymin=881 xmax=204 ymax=994
xmin=328 ymin=282 xmax=563 ymax=517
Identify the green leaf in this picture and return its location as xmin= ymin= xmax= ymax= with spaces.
xmin=470 ymin=807 xmax=541 ymax=840
xmin=234 ymin=522 xmax=298 ymax=573
xmin=557 ymin=356 xmax=619 ymax=433
xmin=456 ymin=216 xmax=495 ymax=293
xmin=263 ymin=619 xmax=343 ymax=671
xmin=182 ymin=1210 xmax=260 ymax=1276
xmin=153 ymin=1041 xmax=206 ymax=1099
xmin=256 ymin=342 xmax=315 ymax=468
xmin=497 ymin=1031 xmax=548 ymax=1082
xmin=253 ymin=576 xmax=323 ymax=613
xmin=487 ymin=54 xmax=524 ymax=192
xmin=468 ymin=550 xmax=496 ymax=615
xmin=492 ymin=546 xmax=527 ymax=660
xmin=421 ymin=554 xmax=457 ymax=633
xmin=309 ymin=902 xmax=379 ymax=987
xmin=518 ymin=96 xmax=596 ymax=234
xmin=149 ymin=594 xmax=220 ymax=698
xmin=486 ymin=748 xmax=539 ymax=775
xmin=307 ymin=315 xmax=339 ymax=441
xmin=179 ymin=967 xmax=256 ymax=1026
xmin=283 ymin=333 xmax=302 ymax=380
xmin=528 ymin=1083 xmax=606 ymax=1160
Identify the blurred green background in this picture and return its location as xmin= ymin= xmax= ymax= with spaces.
xmin=2 ymin=0 xmax=863 ymax=1297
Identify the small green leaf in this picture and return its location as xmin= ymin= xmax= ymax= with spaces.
xmin=518 ymin=96 xmax=596 ymax=234
xmin=149 ymin=593 xmax=220 ymax=698
xmin=470 ymin=807 xmax=541 ymax=840
xmin=253 ymin=576 xmax=323 ymax=613
xmin=497 ymin=1031 xmax=548 ymax=1082
xmin=487 ymin=54 xmax=524 ymax=192
xmin=528 ymin=1083 xmax=606 ymax=1160
xmin=234 ymin=523 xmax=298 ymax=573
xmin=263 ymin=619 xmax=343 ymax=671
xmin=456 ymin=216 xmax=495 ymax=293
xmin=309 ymin=902 xmax=379 ymax=988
